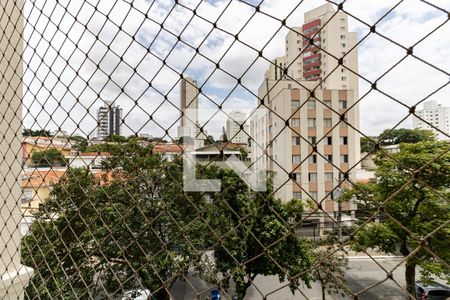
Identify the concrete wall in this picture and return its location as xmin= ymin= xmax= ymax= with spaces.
xmin=0 ymin=0 xmax=33 ymax=298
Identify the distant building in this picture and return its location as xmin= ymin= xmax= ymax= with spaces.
xmin=67 ymin=151 xmax=110 ymax=170
xmin=177 ymin=77 xmax=206 ymax=149
xmin=97 ymin=101 xmax=123 ymax=140
xmin=413 ymin=101 xmax=450 ymax=141
xmin=226 ymin=111 xmax=250 ymax=144
xmin=279 ymin=3 xmax=359 ymax=91
xmin=21 ymin=170 xmax=67 ymax=216
xmin=152 ymin=143 xmax=186 ymax=161
xmin=177 ymin=77 xmax=199 ymax=138
xmin=138 ymin=133 xmax=153 ymax=139
xmin=191 ymin=143 xmax=249 ymax=168
xmin=22 ymin=136 xmax=74 ymax=168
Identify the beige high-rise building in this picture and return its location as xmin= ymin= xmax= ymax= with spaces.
xmin=178 ymin=77 xmax=200 ymax=139
xmin=252 ymin=4 xmax=360 ymax=232
xmin=284 ymin=3 xmax=358 ymax=91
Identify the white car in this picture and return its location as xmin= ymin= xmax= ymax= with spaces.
xmin=122 ymin=289 xmax=152 ymax=300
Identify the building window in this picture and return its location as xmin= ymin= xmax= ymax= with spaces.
xmin=309 ymin=154 xmax=317 ymax=164
xmin=339 ymin=100 xmax=347 ymax=109
xmin=340 ymin=155 xmax=348 ymax=163
xmin=292 ymin=155 xmax=301 ymax=164
xmin=341 ymin=43 xmax=346 ymax=48
xmin=293 ymin=192 xmax=302 ymax=199
xmin=292 ymin=136 xmax=301 ymax=145
xmin=341 ymin=76 xmax=347 ymax=81
xmin=325 ymin=173 xmax=333 ymax=181
xmin=341 ymin=68 xmax=345 ymax=72
xmin=309 ymin=192 xmax=318 ymax=200
xmin=324 ymin=118 xmax=332 ymax=128
xmin=292 ymin=100 xmax=300 ymax=108
xmin=293 ymin=173 xmax=301 ymax=183
xmin=340 ymin=35 xmax=345 ymax=39
xmin=287 ymin=84 xmax=292 ymax=89
xmin=290 ymin=118 xmax=300 ymax=127
xmin=308 ymin=172 xmax=317 ymax=182
xmin=327 ymin=154 xmax=333 ymax=163
xmin=340 ymin=26 xmax=345 ymax=31
xmin=326 ymin=136 xmax=332 ymax=145
xmin=308 ymin=118 xmax=316 ymax=127
xmin=324 ymin=100 xmax=332 ymax=108
xmin=269 ymin=125 xmax=272 ymax=133
xmin=340 ymin=117 xmax=348 ymax=128
xmin=340 ymin=136 xmax=348 ymax=145
xmin=307 ymin=100 xmax=316 ymax=109
xmin=308 ymin=136 xmax=316 ymax=144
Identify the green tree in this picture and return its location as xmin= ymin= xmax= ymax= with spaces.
xmin=22 ymin=142 xmax=211 ymax=299
xmin=205 ymin=135 xmax=215 ymax=145
xmin=104 ymin=134 xmax=127 ymax=143
xmin=71 ymin=135 xmax=88 ymax=152
xmin=346 ymin=141 xmax=450 ymax=295
xmin=31 ymin=148 xmax=66 ymax=166
xmin=360 ymin=136 xmax=377 ymax=153
xmin=312 ymin=242 xmax=349 ymax=300
xmin=23 ymin=128 xmax=52 ymax=137
xmin=378 ymin=128 xmax=434 ymax=146
xmin=207 ymin=170 xmax=315 ymax=299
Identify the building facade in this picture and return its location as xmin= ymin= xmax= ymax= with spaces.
xmin=226 ymin=111 xmax=250 ymax=144
xmin=97 ymin=101 xmax=123 ymax=140
xmin=412 ymin=101 xmax=450 ymax=141
xmin=178 ymin=77 xmax=199 ymax=137
xmin=283 ymin=3 xmax=358 ymax=91
xmin=252 ymin=80 xmax=359 ymax=231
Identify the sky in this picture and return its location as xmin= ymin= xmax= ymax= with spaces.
xmin=22 ymin=0 xmax=450 ymax=140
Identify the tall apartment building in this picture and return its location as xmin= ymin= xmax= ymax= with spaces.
xmin=177 ymin=76 xmax=207 ymax=149
xmin=413 ymin=101 xmax=450 ymax=141
xmin=178 ymin=77 xmax=199 ymax=138
xmin=252 ymin=4 xmax=360 ymax=231
xmin=280 ymin=3 xmax=358 ymax=91
xmin=97 ymin=101 xmax=123 ymax=140
xmin=226 ymin=111 xmax=250 ymax=144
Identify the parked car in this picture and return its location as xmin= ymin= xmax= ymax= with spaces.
xmin=210 ymin=289 xmax=221 ymax=300
xmin=122 ymin=289 xmax=152 ymax=300
xmin=415 ymin=281 xmax=450 ymax=300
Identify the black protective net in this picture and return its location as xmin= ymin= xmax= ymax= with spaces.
xmin=0 ymin=0 xmax=449 ymax=299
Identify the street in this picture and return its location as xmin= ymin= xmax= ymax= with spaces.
xmin=170 ymin=257 xmax=411 ymax=299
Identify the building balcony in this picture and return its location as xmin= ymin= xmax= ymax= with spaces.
xmin=303 ymin=68 xmax=321 ymax=78
xmin=303 ymin=61 xmax=321 ymax=71
xmin=303 ymin=53 xmax=321 ymax=63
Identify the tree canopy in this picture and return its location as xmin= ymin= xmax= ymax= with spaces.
xmin=22 ymin=141 xmax=322 ymax=299
xmin=23 ymin=128 xmax=52 ymax=137
xmin=207 ymin=170 xmax=315 ymax=299
xmin=360 ymin=128 xmax=435 ymax=153
xmin=31 ymin=149 xmax=66 ymax=166
xmin=346 ymin=141 xmax=450 ymax=295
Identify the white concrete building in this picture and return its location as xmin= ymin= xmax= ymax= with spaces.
xmin=284 ymin=3 xmax=359 ymax=91
xmin=96 ymin=101 xmax=123 ymax=140
xmin=252 ymin=79 xmax=359 ymax=231
xmin=226 ymin=111 xmax=250 ymax=144
xmin=413 ymin=101 xmax=450 ymax=141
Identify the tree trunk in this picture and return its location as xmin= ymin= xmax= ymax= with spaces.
xmin=400 ymin=240 xmax=415 ymax=298
xmin=405 ymin=260 xmax=416 ymax=299
xmin=321 ymin=282 xmax=326 ymax=300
